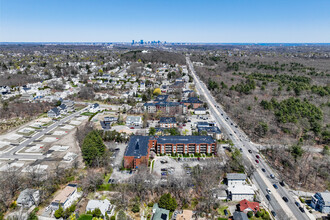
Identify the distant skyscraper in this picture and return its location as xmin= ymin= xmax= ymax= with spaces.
xmin=140 ymin=40 xmax=144 ymax=44
xmin=132 ymin=40 xmax=135 ymax=45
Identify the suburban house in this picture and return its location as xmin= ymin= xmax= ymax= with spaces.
xmin=126 ymin=116 xmax=142 ymax=127
xmin=86 ymin=199 xmax=113 ymax=216
xmin=311 ymin=191 xmax=330 ymax=214
xmin=159 ymin=117 xmax=177 ymax=128
xmin=50 ymin=184 xmax=78 ymax=210
xmin=124 ymin=135 xmax=217 ymax=169
xmin=48 ymin=107 xmax=61 ymax=118
xmin=227 ymin=173 xmax=255 ymax=201
xmin=62 ymin=100 xmax=75 ymax=111
xmin=17 ymin=189 xmax=40 ymax=208
xmin=239 ymin=199 xmax=260 ymax=214
xmin=176 ymin=210 xmax=193 ymax=220
xmin=196 ymin=122 xmax=223 ymax=139
xmin=155 ymin=95 xmax=169 ymax=102
xmin=181 ymin=97 xmax=203 ymax=109
xmin=58 ymin=104 xmax=68 ymax=114
xmin=89 ymin=103 xmax=100 ymax=113
xmin=194 ymin=107 xmax=206 ymax=115
xmin=152 ymin=203 xmax=170 ymax=220
xmin=233 ymin=211 xmax=249 ymax=220
xmin=100 ymin=116 xmax=118 ymax=130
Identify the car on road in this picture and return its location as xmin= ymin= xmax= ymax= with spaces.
xmin=299 ymin=207 xmax=305 ymax=213
xmin=279 ymin=181 xmax=285 ymax=186
xmin=248 ymin=149 xmax=252 ymax=153
xmin=273 ymin=184 xmax=278 ymax=189
xmin=282 ymin=196 xmax=289 ymax=202
xmin=255 ymin=159 xmax=259 ymax=163
xmin=239 ymin=148 xmax=243 ymax=152
xmin=266 ymin=188 xmax=272 ymax=194
xmin=270 ymin=174 xmax=275 ymax=179
xmin=266 ymin=194 xmax=271 ymax=201
xmin=271 ymin=211 xmax=276 ymax=217
xmin=295 ymin=201 xmax=300 ymax=207
xmin=261 ymin=168 xmax=266 ymax=172
xmin=256 ymin=155 xmax=260 ymax=159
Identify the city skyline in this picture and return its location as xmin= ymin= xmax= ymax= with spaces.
xmin=0 ymin=0 xmax=330 ymax=43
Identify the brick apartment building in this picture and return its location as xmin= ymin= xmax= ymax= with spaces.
xmin=144 ymin=101 xmax=187 ymax=115
xmin=159 ymin=117 xmax=177 ymax=128
xmin=124 ymin=135 xmax=216 ymax=169
xmin=181 ymin=97 xmax=203 ymax=109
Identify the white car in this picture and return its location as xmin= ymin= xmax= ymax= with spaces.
xmin=266 ymin=188 xmax=272 ymax=194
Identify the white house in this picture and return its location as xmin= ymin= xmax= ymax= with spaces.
xmin=126 ymin=116 xmax=142 ymax=127
xmin=48 ymin=107 xmax=61 ymax=118
xmin=17 ymin=189 xmax=40 ymax=208
xmin=86 ymin=199 xmax=113 ymax=216
xmin=89 ymin=103 xmax=100 ymax=113
xmin=50 ymin=185 xmax=78 ymax=210
xmin=226 ymin=173 xmax=255 ymax=201
xmin=194 ymin=107 xmax=206 ymax=115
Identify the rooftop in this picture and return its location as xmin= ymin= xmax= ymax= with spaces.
xmin=227 ymin=173 xmax=247 ymax=180
xmin=125 ymin=135 xmax=152 ymax=157
xmin=52 ymin=185 xmax=76 ymax=204
xmin=239 ymin=199 xmax=260 ymax=212
xmin=157 ymin=135 xmax=215 ymax=145
xmin=159 ymin=117 xmax=176 ymax=124
xmin=228 ymin=184 xmax=254 ymax=195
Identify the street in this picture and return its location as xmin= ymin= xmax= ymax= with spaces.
xmin=186 ymin=56 xmax=311 ymax=220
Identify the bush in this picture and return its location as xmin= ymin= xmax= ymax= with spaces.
xmin=247 ymin=211 xmax=253 ymax=218
xmin=255 ymin=211 xmax=262 ymax=218
xmin=54 ymin=205 xmax=64 ymax=219
xmin=132 ymin=203 xmax=140 ymax=213
xmin=110 ymin=216 xmax=116 ymax=220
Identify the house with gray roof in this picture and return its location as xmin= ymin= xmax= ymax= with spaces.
xmin=311 ymin=191 xmax=330 ymax=213
xmin=152 ymin=203 xmax=169 ymax=220
xmin=17 ymin=189 xmax=40 ymax=208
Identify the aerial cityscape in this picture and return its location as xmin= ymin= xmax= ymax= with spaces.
xmin=0 ymin=1 xmax=329 ymax=220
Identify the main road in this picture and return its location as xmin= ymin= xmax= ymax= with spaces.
xmin=186 ymin=56 xmax=311 ymax=220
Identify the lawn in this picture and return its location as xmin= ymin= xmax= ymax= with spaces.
xmin=217 ymin=206 xmax=230 ymax=216
xmin=81 ymin=112 xmax=94 ymax=116
xmin=78 ymin=214 xmax=93 ymax=220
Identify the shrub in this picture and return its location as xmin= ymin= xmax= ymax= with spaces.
xmin=54 ymin=205 xmax=64 ymax=219
xmin=110 ymin=216 xmax=116 ymax=220
xmin=247 ymin=211 xmax=253 ymax=218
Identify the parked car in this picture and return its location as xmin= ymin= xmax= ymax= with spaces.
xmin=270 ymin=174 xmax=275 ymax=179
xmin=261 ymin=168 xmax=266 ymax=172
xmin=299 ymin=207 xmax=305 ymax=213
xmin=271 ymin=211 xmax=276 ymax=217
xmin=295 ymin=201 xmax=300 ymax=207
xmin=256 ymin=155 xmax=260 ymax=159
xmin=248 ymin=149 xmax=252 ymax=153
xmin=273 ymin=184 xmax=278 ymax=189
xmin=282 ymin=196 xmax=289 ymax=202
xmin=266 ymin=194 xmax=271 ymax=201
xmin=255 ymin=159 xmax=259 ymax=163
xmin=279 ymin=181 xmax=285 ymax=186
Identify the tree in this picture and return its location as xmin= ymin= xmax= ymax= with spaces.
xmin=322 ymin=145 xmax=329 ymax=156
xmin=247 ymin=211 xmax=253 ymax=218
xmin=159 ymin=193 xmax=177 ymax=212
xmin=149 ymin=127 xmax=156 ymax=136
xmin=81 ymin=130 xmax=106 ymax=167
xmin=153 ymin=88 xmax=161 ymax=96
xmin=117 ymin=210 xmax=126 ymax=220
xmin=93 ymin=208 xmax=102 ymax=217
xmin=54 ymin=205 xmax=64 ymax=219
xmin=131 ymin=203 xmax=140 ymax=213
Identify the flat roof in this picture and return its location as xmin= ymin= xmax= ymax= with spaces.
xmin=227 ymin=173 xmax=247 ymax=180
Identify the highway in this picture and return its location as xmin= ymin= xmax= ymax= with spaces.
xmin=0 ymin=107 xmax=88 ymax=160
xmin=186 ymin=56 xmax=311 ymax=220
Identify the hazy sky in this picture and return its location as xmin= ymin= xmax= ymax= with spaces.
xmin=1 ymin=0 xmax=329 ymax=43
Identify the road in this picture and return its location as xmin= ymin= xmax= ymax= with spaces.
xmin=186 ymin=56 xmax=311 ymax=220
xmin=0 ymin=107 xmax=88 ymax=160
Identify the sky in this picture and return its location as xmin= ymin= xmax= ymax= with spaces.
xmin=0 ymin=0 xmax=330 ymax=43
